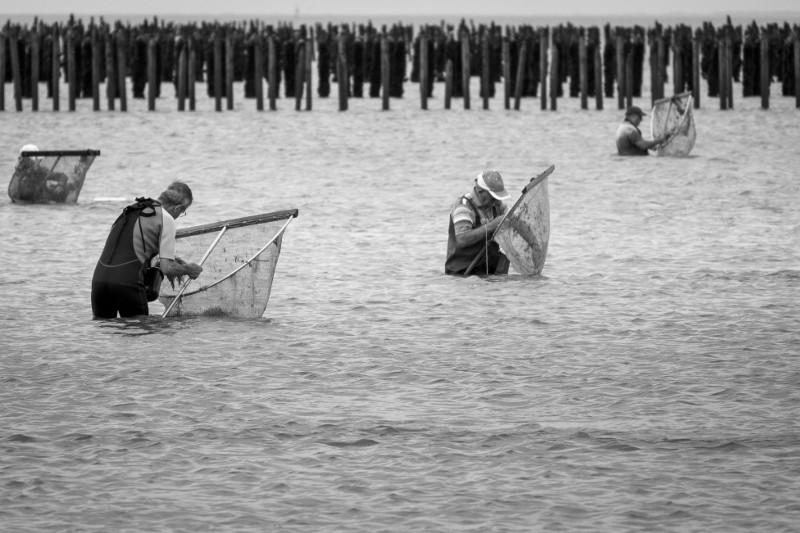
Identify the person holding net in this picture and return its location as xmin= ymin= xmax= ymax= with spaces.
xmin=615 ymin=106 xmax=667 ymax=156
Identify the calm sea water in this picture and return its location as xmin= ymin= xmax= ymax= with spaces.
xmin=1 ymin=65 xmax=799 ymax=532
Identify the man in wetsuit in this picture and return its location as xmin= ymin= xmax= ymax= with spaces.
xmin=615 ymin=106 xmax=666 ymax=156
xmin=445 ymin=170 xmax=511 ymax=276
xmin=91 ymin=181 xmax=203 ymax=318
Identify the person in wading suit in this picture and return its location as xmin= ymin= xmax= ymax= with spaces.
xmin=91 ymin=181 xmax=202 ymax=318
xmin=615 ymin=105 xmax=666 ymax=156
xmin=445 ymin=170 xmax=511 ymax=276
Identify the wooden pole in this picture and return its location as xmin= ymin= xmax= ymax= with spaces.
xmin=67 ymin=27 xmax=76 ymax=111
xmin=656 ymin=34 xmax=665 ymax=102
xmin=795 ymin=36 xmax=800 ymax=109
xmin=420 ymin=31 xmax=429 ymax=110
xmin=116 ymin=29 xmax=127 ymax=112
xmin=673 ymin=41 xmax=682 ymax=96
xmin=225 ymin=33 xmax=234 ymax=110
xmin=616 ymin=32 xmax=625 ymax=109
xmin=104 ymin=26 xmax=115 ymax=111
xmin=91 ymin=24 xmax=100 ymax=111
xmin=502 ymin=35 xmax=510 ymax=110
xmin=295 ymin=40 xmax=305 ymax=111
xmin=31 ymin=28 xmax=40 ymax=111
xmin=188 ymin=37 xmax=196 ymax=111
xmin=718 ymin=37 xmax=727 ymax=110
xmin=692 ymin=30 xmax=700 ymax=109
xmin=514 ymin=38 xmax=527 ymax=110
xmin=579 ymin=31 xmax=588 ymax=110
xmin=305 ymin=38 xmax=313 ymax=111
xmin=147 ymin=37 xmax=157 ymax=111
xmin=760 ymin=35 xmax=769 ymax=110
xmin=338 ymin=32 xmax=349 ymax=111
xmin=460 ymin=29 xmax=470 ymax=109
xmin=0 ymin=27 xmax=5 ymax=111
xmin=594 ymin=41 xmax=603 ymax=110
xmin=549 ymin=39 xmax=558 ymax=110
xmin=444 ymin=57 xmax=452 ymax=109
xmin=177 ymin=40 xmax=187 ymax=111
xmin=540 ymin=28 xmax=548 ymax=111
xmin=624 ymin=47 xmax=632 ymax=109
xmin=268 ymin=34 xmax=277 ymax=111
xmin=52 ymin=24 xmax=61 ymax=111
xmin=380 ymin=33 xmax=389 ymax=111
xmin=253 ymin=34 xmax=263 ymax=111
xmin=213 ymin=33 xmax=222 ymax=111
xmin=481 ymin=29 xmax=489 ymax=110
xmin=9 ymin=27 xmax=23 ymax=111
xmin=725 ymin=34 xmax=734 ymax=109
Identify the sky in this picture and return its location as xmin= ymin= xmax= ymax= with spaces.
xmin=1 ymin=0 xmax=798 ymax=17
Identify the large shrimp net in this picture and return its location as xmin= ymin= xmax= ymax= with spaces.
xmin=158 ymin=210 xmax=298 ymax=318
xmin=650 ymin=93 xmax=696 ymax=157
xmin=8 ymin=149 xmax=100 ymax=203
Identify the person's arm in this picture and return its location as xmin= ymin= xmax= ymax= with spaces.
xmin=159 ymin=257 xmax=202 ymax=279
xmin=453 ymin=216 xmax=504 ymax=247
xmin=630 ymin=128 xmax=665 ymax=151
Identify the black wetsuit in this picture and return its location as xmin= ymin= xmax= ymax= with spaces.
xmin=91 ymin=198 xmax=161 ymax=318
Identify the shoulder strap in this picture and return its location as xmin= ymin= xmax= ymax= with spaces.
xmin=462 ymin=195 xmax=483 ymax=225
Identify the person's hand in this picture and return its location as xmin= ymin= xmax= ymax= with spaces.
xmin=185 ymin=263 xmax=203 ymax=279
xmin=486 ymin=216 xmax=504 ymax=233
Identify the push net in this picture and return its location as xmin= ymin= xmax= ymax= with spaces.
xmin=159 ymin=209 xmax=298 ymax=318
xmin=650 ymin=92 xmax=696 ymax=157
xmin=8 ymin=149 xmax=100 ymax=203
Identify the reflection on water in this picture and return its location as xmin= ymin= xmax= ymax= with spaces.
xmin=1 ymin=81 xmax=799 ymax=532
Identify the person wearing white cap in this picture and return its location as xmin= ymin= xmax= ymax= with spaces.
xmin=11 ymin=144 xmax=48 ymax=202
xmin=445 ymin=170 xmax=511 ymax=276
xmin=615 ymin=106 xmax=666 ymax=156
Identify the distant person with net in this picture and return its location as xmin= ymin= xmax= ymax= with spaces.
xmin=91 ymin=181 xmax=203 ymax=318
xmin=445 ymin=170 xmax=511 ymax=276
xmin=615 ymin=106 xmax=666 ymax=156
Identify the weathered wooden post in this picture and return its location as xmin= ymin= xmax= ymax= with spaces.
xmin=147 ymin=37 xmax=157 ymax=111
xmin=380 ymin=32 xmax=389 ymax=111
xmin=31 ymin=27 xmax=40 ymax=111
xmin=655 ymin=32 xmax=665 ymax=103
xmin=67 ymin=26 xmax=77 ymax=111
xmin=540 ymin=27 xmax=548 ymax=111
xmin=616 ymin=31 xmax=625 ymax=109
xmin=188 ymin=37 xmax=196 ymax=111
xmin=759 ymin=33 xmax=769 ymax=109
xmin=91 ymin=24 xmax=100 ymax=111
xmin=794 ymin=35 xmax=800 ymax=109
xmin=549 ymin=37 xmax=558 ymax=110
xmin=624 ymin=45 xmax=633 ymax=109
xmin=226 ymin=32 xmax=234 ymax=111
xmin=338 ymin=32 xmax=349 ymax=111
xmin=693 ymin=29 xmax=701 ymax=109
xmin=177 ymin=39 xmax=187 ymax=111
xmin=718 ymin=35 xmax=727 ymax=110
xmin=420 ymin=30 xmax=429 ymax=110
xmin=268 ymin=33 xmax=277 ymax=111
xmin=444 ymin=57 xmax=452 ymax=109
xmin=213 ymin=33 xmax=222 ymax=111
xmin=0 ymin=26 xmax=5 ymax=111
xmin=579 ymin=30 xmax=588 ymax=110
xmin=594 ymin=41 xmax=603 ymax=110
xmin=673 ymin=39 xmax=683 ymax=96
xmin=52 ymin=24 xmax=61 ymax=111
xmin=502 ymin=33 xmax=510 ymax=110
xmin=105 ymin=26 xmax=115 ymax=111
xmin=295 ymin=40 xmax=305 ymax=111
xmin=305 ymin=38 xmax=313 ymax=111
xmin=253 ymin=34 xmax=263 ymax=111
xmin=514 ymin=38 xmax=527 ymax=111
xmin=460 ymin=28 xmax=470 ymax=109
xmin=116 ymin=28 xmax=128 ymax=112
xmin=0 ymin=26 xmax=6 ymax=111
xmin=725 ymin=32 xmax=734 ymax=109
xmin=481 ymin=29 xmax=490 ymax=110
xmin=9 ymin=26 xmax=23 ymax=111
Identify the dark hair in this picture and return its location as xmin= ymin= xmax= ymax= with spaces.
xmin=158 ymin=181 xmax=193 ymax=208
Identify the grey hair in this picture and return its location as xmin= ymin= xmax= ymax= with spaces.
xmin=158 ymin=181 xmax=193 ymax=208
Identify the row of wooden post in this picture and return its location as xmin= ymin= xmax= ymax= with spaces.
xmin=2 ymin=24 xmax=799 ymax=112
